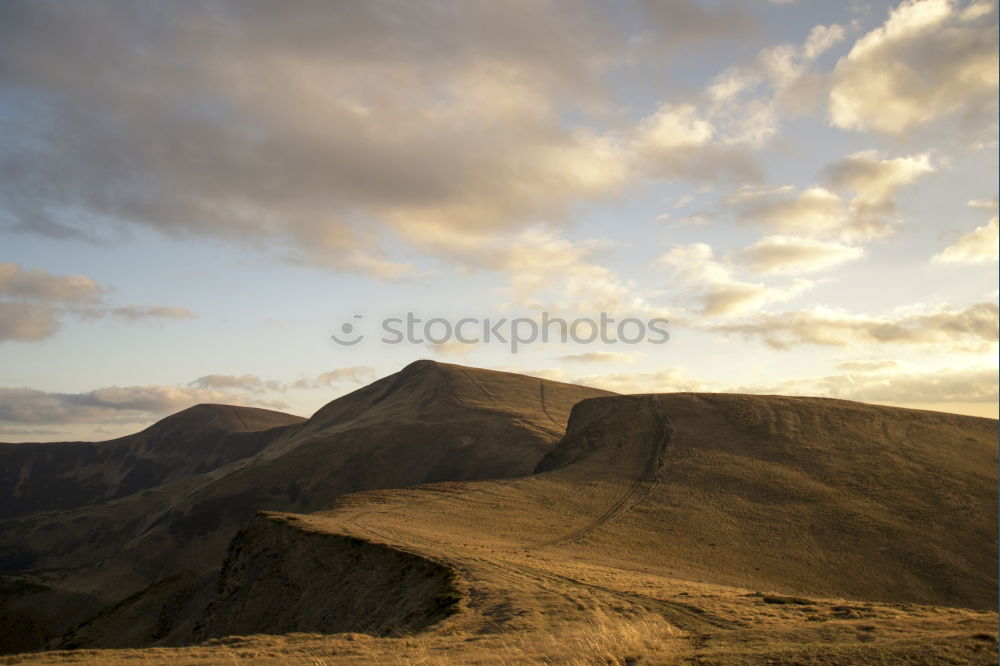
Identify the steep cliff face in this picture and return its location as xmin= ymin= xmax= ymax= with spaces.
xmin=190 ymin=512 xmax=461 ymax=640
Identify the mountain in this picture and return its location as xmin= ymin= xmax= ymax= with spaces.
xmin=0 ymin=404 xmax=305 ymax=519
xmin=302 ymin=393 xmax=996 ymax=611
xmin=0 ymin=361 xmax=611 ymax=653
xmin=3 ymin=364 xmax=996 ymax=662
xmin=130 ymin=391 xmax=994 ymax=662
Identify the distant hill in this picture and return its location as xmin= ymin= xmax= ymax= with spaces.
xmin=0 ymin=404 xmax=305 ymax=519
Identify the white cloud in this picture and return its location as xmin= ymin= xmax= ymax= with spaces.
xmin=637 ymin=103 xmax=713 ymax=149
xmin=824 ymin=149 xmax=934 ymax=209
xmin=803 ymin=24 xmax=847 ymax=59
xmin=0 ymin=1 xmax=765 ymax=277
xmin=961 ymin=0 xmax=996 ymax=21
xmin=572 ymin=367 xmax=711 ymax=394
xmin=292 ymin=366 xmax=377 ymax=389
xmin=0 ymin=263 xmax=195 ymax=342
xmin=556 ymin=351 xmax=635 ymax=364
xmin=732 ymin=359 xmax=997 ymax=408
xmin=815 ymin=365 xmax=998 ymax=404
xmin=709 ymin=302 xmax=998 ymax=351
xmin=110 ymin=306 xmax=196 ymax=320
xmin=830 ymin=0 xmax=999 ymax=134
xmin=0 ymin=263 xmax=102 ymax=303
xmin=733 ymin=186 xmax=847 ymax=236
xmin=658 ymin=242 xmax=813 ymax=317
xmin=731 ymin=150 xmax=935 ymax=241
xmin=0 ymin=385 xmax=287 ymax=425
xmin=426 ymin=341 xmax=477 ymax=359
xmin=190 ymin=374 xmax=283 ymax=393
xmin=706 ymin=20 xmax=845 ymax=142
xmin=0 ymin=302 xmax=61 ymax=342
xmin=932 ymin=215 xmax=999 ymax=264
xmin=418 ymin=225 xmax=665 ymax=317
xmin=531 ymin=356 xmax=995 ymax=412
xmin=824 ymin=149 xmax=935 ymax=238
xmin=740 ymin=235 xmax=864 ymax=274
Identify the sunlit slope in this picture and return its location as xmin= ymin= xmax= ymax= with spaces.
xmin=314 ymin=393 xmax=997 ymax=611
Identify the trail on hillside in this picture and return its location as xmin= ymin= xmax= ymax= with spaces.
xmin=537 ymin=381 xmax=563 ymax=429
xmin=534 ymin=395 xmax=671 ymax=547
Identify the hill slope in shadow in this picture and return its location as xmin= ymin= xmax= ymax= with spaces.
xmin=0 ymin=404 xmax=305 ymax=519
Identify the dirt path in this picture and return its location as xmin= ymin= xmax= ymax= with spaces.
xmin=537 ymin=380 xmax=563 ymax=429
xmin=534 ymin=395 xmax=671 ymax=547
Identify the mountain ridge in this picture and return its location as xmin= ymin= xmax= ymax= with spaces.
xmin=0 ymin=361 xmax=613 ymax=653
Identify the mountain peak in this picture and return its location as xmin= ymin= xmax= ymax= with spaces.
xmin=144 ymin=404 xmax=305 ymax=436
xmin=301 ymin=360 xmax=614 ymax=436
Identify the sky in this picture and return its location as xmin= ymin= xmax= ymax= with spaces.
xmin=0 ymin=0 xmax=997 ymax=442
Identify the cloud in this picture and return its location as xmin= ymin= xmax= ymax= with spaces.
xmin=631 ymin=105 xmax=762 ymax=182
xmin=528 ymin=358 xmax=996 ymax=412
xmin=0 ymin=365 xmax=379 ymax=429
xmin=815 ymin=365 xmax=998 ymax=404
xmin=0 ymin=263 xmax=102 ymax=302
xmin=706 ymin=20 xmax=845 ymax=141
xmin=740 ymin=235 xmax=864 ymax=274
xmin=190 ymin=374 xmax=282 ymax=393
xmin=0 ymin=426 xmax=65 ymax=439
xmin=728 ymin=185 xmax=846 ymax=235
xmin=0 ymin=385 xmax=287 ymax=425
xmin=0 ymin=263 xmax=93 ymax=341
xmin=830 ymin=0 xmax=999 ymax=135
xmin=292 ymin=366 xmax=376 ymax=389
xmin=636 ymin=0 xmax=757 ymax=49
xmin=421 ymin=225 xmax=666 ymax=317
xmin=968 ymin=197 xmax=999 ymax=209
xmin=110 ymin=306 xmax=197 ymax=320
xmin=658 ymin=242 xmax=813 ymax=317
xmin=0 ymin=263 xmax=195 ymax=341
xmin=426 ymin=341 xmax=477 ymax=359
xmin=571 ymin=367 xmax=712 ymax=394
xmin=0 ymin=302 xmax=60 ymax=342
xmin=0 ymin=0 xmax=765 ymax=277
xmin=709 ymin=301 xmax=998 ymax=351
xmin=730 ymin=150 xmax=934 ymax=240
xmin=732 ymin=358 xmax=997 ymax=409
xmin=556 ymin=351 xmax=635 ymax=364
xmin=822 ymin=149 xmax=934 ymax=237
xmin=803 ymin=23 xmax=848 ymax=59
xmin=836 ymin=359 xmax=901 ymax=372
xmin=932 ymin=215 xmax=999 ymax=264
xmin=514 ymin=365 xmax=707 ymax=394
